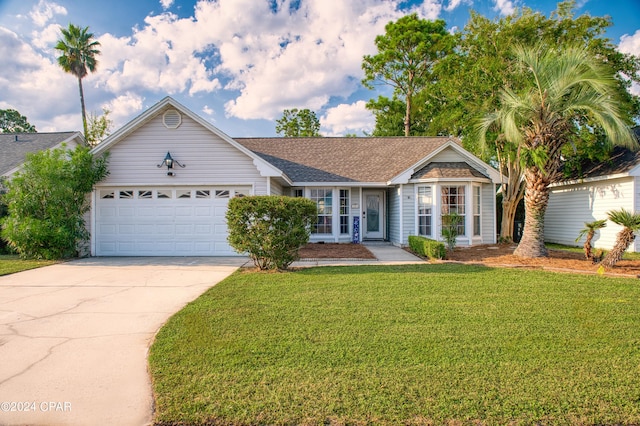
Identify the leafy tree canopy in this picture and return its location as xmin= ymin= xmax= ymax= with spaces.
xmin=362 ymin=14 xmax=453 ymax=136
xmin=85 ymin=108 xmax=113 ymax=147
xmin=275 ymin=108 xmax=321 ymax=137
xmin=0 ymin=109 xmax=36 ymax=133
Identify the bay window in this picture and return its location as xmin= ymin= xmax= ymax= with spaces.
xmin=441 ymin=185 xmax=466 ymax=235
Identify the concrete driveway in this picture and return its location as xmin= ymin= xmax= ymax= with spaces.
xmin=0 ymin=257 xmax=247 ymax=426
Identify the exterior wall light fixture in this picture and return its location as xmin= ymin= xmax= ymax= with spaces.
xmin=157 ymin=151 xmax=185 ymax=176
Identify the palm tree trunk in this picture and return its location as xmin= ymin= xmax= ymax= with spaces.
xmin=584 ymin=232 xmax=594 ymax=260
xmin=513 ymin=167 xmax=549 ymax=258
xmin=78 ymin=77 xmax=88 ymax=138
xmin=601 ymin=229 xmax=635 ymax=268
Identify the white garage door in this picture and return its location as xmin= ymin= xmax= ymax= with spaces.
xmin=95 ymin=186 xmax=251 ymax=256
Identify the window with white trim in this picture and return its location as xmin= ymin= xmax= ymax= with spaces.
xmin=417 ymin=186 xmax=433 ymax=237
xmin=310 ymin=188 xmax=332 ymax=234
xmin=441 ymin=185 xmax=465 ymax=235
xmin=473 ymin=185 xmax=481 ymax=236
xmin=339 ymin=189 xmax=350 ymax=234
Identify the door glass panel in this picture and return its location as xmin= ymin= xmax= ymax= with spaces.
xmin=366 ymin=195 xmax=380 ymax=232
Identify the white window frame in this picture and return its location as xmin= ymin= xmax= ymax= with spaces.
xmin=339 ymin=189 xmax=350 ymax=235
xmin=473 ymin=184 xmax=481 ymax=237
xmin=441 ymin=185 xmax=466 ymax=236
xmin=416 ymin=185 xmax=433 ymax=237
xmin=310 ymin=188 xmax=333 ymax=235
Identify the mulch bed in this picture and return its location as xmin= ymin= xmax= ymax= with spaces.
xmin=298 ymin=243 xmax=376 ymax=259
xmin=297 ymin=242 xmax=640 ymax=278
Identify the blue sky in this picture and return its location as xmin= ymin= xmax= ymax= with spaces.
xmin=0 ymin=0 xmax=638 ymax=137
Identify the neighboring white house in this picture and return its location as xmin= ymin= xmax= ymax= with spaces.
xmin=0 ymin=132 xmax=85 ymax=179
xmin=545 ymin=127 xmax=640 ymax=252
xmin=89 ymin=97 xmax=502 ymax=256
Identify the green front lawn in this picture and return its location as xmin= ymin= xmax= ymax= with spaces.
xmin=0 ymin=255 xmax=57 ymax=276
xmin=149 ymin=264 xmax=640 ymax=425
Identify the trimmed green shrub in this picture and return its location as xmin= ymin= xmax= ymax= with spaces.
xmin=1 ymin=145 xmax=108 ymax=259
xmin=226 ymin=195 xmax=317 ymax=270
xmin=408 ymin=235 xmax=446 ymax=260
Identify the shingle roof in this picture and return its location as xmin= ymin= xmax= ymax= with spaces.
xmin=1 ymin=132 xmax=81 ymax=176
xmin=412 ymin=162 xmax=489 ymax=180
xmin=235 ymin=136 xmax=459 ymax=183
xmin=561 ymin=127 xmax=640 ymax=180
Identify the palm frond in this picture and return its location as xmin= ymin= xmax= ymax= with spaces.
xmin=607 ymin=208 xmax=640 ymax=230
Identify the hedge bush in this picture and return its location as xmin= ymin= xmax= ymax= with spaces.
xmin=226 ymin=196 xmax=317 ymax=270
xmin=1 ymin=146 xmax=108 ymax=259
xmin=408 ymin=235 xmax=446 ymax=260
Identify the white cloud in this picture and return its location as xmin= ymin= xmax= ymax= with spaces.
xmin=493 ymin=0 xmax=515 ymax=16
xmin=414 ymin=0 xmax=443 ymax=20
xmin=320 ymin=101 xmax=374 ymax=136
xmin=444 ymin=0 xmax=463 ymax=12
xmin=95 ymin=12 xmax=221 ymax=97
xmin=29 ymin=0 xmax=66 ymax=27
xmin=0 ymin=27 xmax=79 ymax=130
xmin=102 ymin=92 xmax=145 ymax=127
xmin=1 ymin=0 xmax=451 ymax=132
xmin=619 ymin=30 xmax=640 ymax=96
xmin=31 ymin=23 xmax=61 ymax=49
xmin=186 ymin=0 xmax=410 ymax=120
xmin=160 ymin=0 xmax=174 ymax=10
xmin=202 ymin=105 xmax=214 ymax=116
xmin=619 ymin=30 xmax=640 ymax=56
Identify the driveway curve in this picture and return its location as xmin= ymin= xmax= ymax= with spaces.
xmin=0 ymin=257 xmax=246 ymax=426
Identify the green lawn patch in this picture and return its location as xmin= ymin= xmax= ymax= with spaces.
xmin=149 ymin=264 xmax=640 ymax=425
xmin=0 ymin=255 xmax=57 ymax=276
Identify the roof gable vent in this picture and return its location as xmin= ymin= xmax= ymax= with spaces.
xmin=163 ymin=109 xmax=182 ymax=129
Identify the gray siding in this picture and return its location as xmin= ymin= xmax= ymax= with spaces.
xmin=481 ymin=183 xmax=496 ymax=244
xmin=99 ymin=109 xmax=265 ymax=188
xmin=388 ymin=186 xmax=401 ymax=244
xmin=269 ymin=179 xmax=283 ymax=195
xmin=546 ymin=176 xmax=635 ymax=251
xmin=401 ymin=184 xmax=415 ymax=244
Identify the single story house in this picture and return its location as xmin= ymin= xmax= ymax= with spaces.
xmin=1 ymin=131 xmax=85 ymax=179
xmin=545 ymin=126 xmax=640 ymax=252
xmin=89 ymin=97 xmax=502 ymax=256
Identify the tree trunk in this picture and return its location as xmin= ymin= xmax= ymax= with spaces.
xmin=583 ymin=233 xmax=594 ymax=260
xmin=601 ymin=229 xmax=635 ymax=268
xmin=513 ymin=167 xmax=549 ymax=258
xmin=78 ymin=77 xmax=88 ymax=138
xmin=500 ymin=194 xmax=519 ymax=243
xmin=404 ymin=93 xmax=411 ymax=137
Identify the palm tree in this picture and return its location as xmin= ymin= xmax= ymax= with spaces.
xmin=575 ymin=219 xmax=607 ymax=261
xmin=600 ymin=209 xmax=640 ymax=268
xmin=477 ymin=43 xmax=636 ymax=258
xmin=55 ymin=24 xmax=101 ymax=138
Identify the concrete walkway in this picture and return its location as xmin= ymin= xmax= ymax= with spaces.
xmin=0 ymin=257 xmax=246 ymax=426
xmin=292 ymin=242 xmax=424 ymax=267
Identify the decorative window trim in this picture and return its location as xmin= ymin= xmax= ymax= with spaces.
xmin=119 ymin=190 xmax=134 ymax=199
xmin=100 ymin=190 xmax=115 ymax=199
